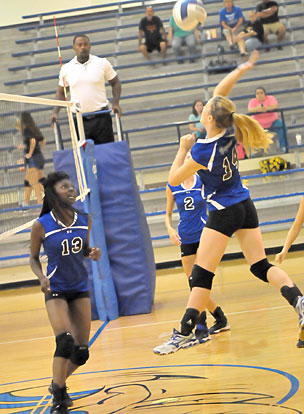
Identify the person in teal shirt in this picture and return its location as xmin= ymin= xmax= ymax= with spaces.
xmin=168 ymin=15 xmax=200 ymax=63
xmin=188 ymin=100 xmax=207 ymax=139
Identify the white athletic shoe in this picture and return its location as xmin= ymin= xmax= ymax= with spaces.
xmin=295 ymin=296 xmax=304 ymax=348
xmin=153 ymin=328 xmax=197 ymax=355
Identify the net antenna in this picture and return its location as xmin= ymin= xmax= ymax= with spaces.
xmin=53 ymin=16 xmax=89 ymax=202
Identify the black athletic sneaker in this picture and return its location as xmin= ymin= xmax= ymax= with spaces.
xmin=195 ymin=325 xmax=211 ymax=343
xmin=49 ymin=381 xmax=73 ymax=408
xmin=209 ymin=307 xmax=231 ymax=335
xmin=50 ymin=402 xmax=69 ymax=414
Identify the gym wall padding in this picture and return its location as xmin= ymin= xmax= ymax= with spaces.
xmin=95 ymin=141 xmax=156 ymax=315
xmin=53 ymin=145 xmax=118 ymax=321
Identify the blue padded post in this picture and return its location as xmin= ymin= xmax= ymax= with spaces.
xmin=95 ymin=141 xmax=156 ymax=315
xmin=53 ymin=145 xmax=118 ymax=321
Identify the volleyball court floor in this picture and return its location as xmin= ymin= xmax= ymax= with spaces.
xmin=0 ymin=250 xmax=304 ymax=413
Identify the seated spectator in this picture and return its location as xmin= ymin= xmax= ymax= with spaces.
xmin=219 ymin=0 xmax=247 ymax=56
xmin=188 ymin=100 xmax=206 ymax=139
xmin=236 ymin=143 xmax=248 ymax=159
xmin=138 ymin=6 xmax=167 ymax=62
xmin=256 ymin=0 xmax=285 ymax=49
xmin=168 ymin=15 xmax=200 ymax=63
xmin=248 ymin=87 xmax=287 ymax=151
xmin=235 ymin=11 xmax=264 ymax=53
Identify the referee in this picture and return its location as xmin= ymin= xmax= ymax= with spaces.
xmin=51 ymin=34 xmax=122 ymax=145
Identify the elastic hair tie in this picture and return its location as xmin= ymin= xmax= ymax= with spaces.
xmin=230 ymin=111 xmax=235 ymax=118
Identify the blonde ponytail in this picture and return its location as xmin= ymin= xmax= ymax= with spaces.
xmin=233 ymin=113 xmax=273 ymax=154
xmin=208 ymin=95 xmax=273 ymax=155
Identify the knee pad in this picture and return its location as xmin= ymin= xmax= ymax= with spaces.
xmin=24 ymin=180 xmax=31 ymax=187
xmin=54 ymin=332 xmax=74 ymax=359
xmin=250 ymin=258 xmax=273 ymax=283
xmin=189 ymin=264 xmax=215 ymax=290
xmin=70 ymin=345 xmax=89 ymax=366
xmin=180 ymin=308 xmax=200 ymax=336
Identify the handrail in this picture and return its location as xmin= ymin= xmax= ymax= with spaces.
xmin=5 ymin=47 xmax=304 ymax=86
xmin=15 ymin=11 xmax=304 ymax=45
xmin=9 ymin=32 xmax=304 ymax=69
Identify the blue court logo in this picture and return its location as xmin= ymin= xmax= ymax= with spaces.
xmin=0 ymin=364 xmax=302 ymax=413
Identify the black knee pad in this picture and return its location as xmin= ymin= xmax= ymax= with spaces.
xmin=70 ymin=345 xmax=89 ymax=366
xmin=189 ymin=264 xmax=215 ymax=290
xmin=180 ymin=308 xmax=200 ymax=336
xmin=24 ymin=180 xmax=31 ymax=187
xmin=54 ymin=332 xmax=74 ymax=359
xmin=250 ymin=258 xmax=273 ymax=283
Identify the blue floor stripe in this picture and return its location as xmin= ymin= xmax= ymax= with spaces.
xmin=88 ymin=320 xmax=108 ymax=348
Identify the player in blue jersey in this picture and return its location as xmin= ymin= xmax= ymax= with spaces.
xmin=30 ymin=171 xmax=101 ymax=414
xmin=154 ymin=51 xmax=304 ymax=355
xmin=165 ymin=151 xmax=230 ymax=346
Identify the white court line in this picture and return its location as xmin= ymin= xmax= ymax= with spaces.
xmin=0 ymin=305 xmax=289 ymax=345
xmin=0 ymin=330 xmax=95 ymax=346
xmin=105 ymin=305 xmax=290 ymax=331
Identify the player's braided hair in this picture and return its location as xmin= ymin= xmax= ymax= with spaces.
xmin=39 ymin=171 xmax=76 ymax=219
xmin=208 ymin=95 xmax=273 ymax=155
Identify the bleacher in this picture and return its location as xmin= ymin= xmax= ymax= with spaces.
xmin=1 ymin=0 xmax=304 ymax=267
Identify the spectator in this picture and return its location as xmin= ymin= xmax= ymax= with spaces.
xmin=51 ymin=34 xmax=121 ymax=145
xmin=168 ymin=15 xmax=200 ymax=63
xmin=235 ymin=10 xmax=264 ymax=53
xmin=219 ymin=0 xmax=247 ymax=56
xmin=188 ymin=100 xmax=207 ymax=139
xmin=256 ymin=0 xmax=286 ymax=49
xmin=138 ymin=7 xmax=167 ymax=63
xmin=248 ymin=87 xmax=287 ymax=151
xmin=16 ymin=112 xmax=45 ymax=205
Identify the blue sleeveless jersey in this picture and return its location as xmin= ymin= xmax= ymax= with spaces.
xmin=168 ymin=175 xmax=208 ymax=244
xmin=191 ymin=128 xmax=249 ymax=211
xmin=37 ymin=211 xmax=89 ymax=292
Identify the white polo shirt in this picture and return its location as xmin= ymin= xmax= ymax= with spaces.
xmin=59 ymin=54 xmax=117 ymax=113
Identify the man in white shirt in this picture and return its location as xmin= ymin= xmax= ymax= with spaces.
xmin=51 ymin=34 xmax=121 ymax=144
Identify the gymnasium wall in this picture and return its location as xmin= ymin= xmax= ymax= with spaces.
xmin=0 ymin=0 xmax=137 ymax=27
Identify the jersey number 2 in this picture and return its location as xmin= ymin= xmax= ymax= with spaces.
xmin=184 ymin=196 xmax=194 ymax=210
xmin=223 ymin=146 xmax=238 ymax=181
xmin=61 ymin=237 xmax=83 ymax=255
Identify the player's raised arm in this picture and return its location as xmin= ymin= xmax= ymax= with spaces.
xmin=213 ymin=51 xmax=259 ymax=98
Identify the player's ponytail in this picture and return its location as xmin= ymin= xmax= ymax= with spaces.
xmin=232 ymin=112 xmax=273 ymax=154
xmin=209 ymin=95 xmax=273 ymax=155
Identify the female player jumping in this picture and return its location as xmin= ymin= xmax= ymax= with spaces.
xmin=154 ymin=51 xmax=304 ymax=355
xmin=30 ymin=171 xmax=101 ymax=414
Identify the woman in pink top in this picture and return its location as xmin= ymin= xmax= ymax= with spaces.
xmin=248 ymin=87 xmax=287 ymax=151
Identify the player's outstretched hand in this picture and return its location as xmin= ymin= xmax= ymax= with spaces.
xmin=238 ymin=50 xmax=259 ymax=74
xmin=89 ymin=247 xmax=101 ymax=261
xmin=180 ymin=133 xmax=196 ymax=151
xmin=275 ymin=250 xmax=287 ymax=264
xmin=40 ymin=276 xmax=51 ymax=294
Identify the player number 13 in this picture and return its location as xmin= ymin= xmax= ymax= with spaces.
xmin=61 ymin=237 xmax=83 ymax=255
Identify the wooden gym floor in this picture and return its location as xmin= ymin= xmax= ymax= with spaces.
xmin=0 ymin=251 xmax=304 ymax=413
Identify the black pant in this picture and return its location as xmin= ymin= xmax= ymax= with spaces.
xmin=73 ymin=110 xmax=114 ymax=145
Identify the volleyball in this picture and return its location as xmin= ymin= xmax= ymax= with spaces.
xmin=173 ymin=0 xmax=207 ymax=31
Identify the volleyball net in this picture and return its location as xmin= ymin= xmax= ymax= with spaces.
xmin=0 ymin=92 xmax=88 ymax=239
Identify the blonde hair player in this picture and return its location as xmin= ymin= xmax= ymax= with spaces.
xmin=154 ymin=51 xmax=304 ymax=355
